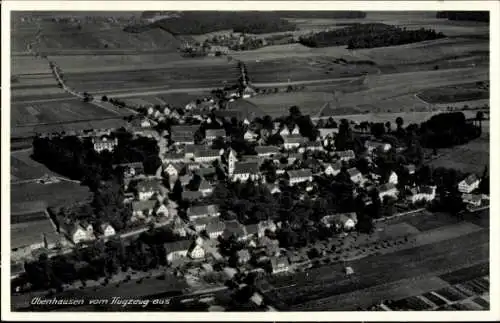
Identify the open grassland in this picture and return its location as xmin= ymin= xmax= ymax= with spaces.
xmin=11 ymin=56 xmax=52 ymax=75
xmin=11 ymin=181 xmax=92 ymax=215
xmin=429 ymin=130 xmax=489 ymax=174
xmin=11 ymin=149 xmax=60 ymax=182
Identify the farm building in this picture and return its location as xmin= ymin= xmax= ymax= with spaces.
xmin=255 ymin=145 xmax=280 ymax=157
xmin=136 ymin=178 xmax=163 ymax=200
xmin=407 ymin=185 xmax=437 ymax=203
xmin=271 ymin=256 xmax=290 ymax=274
xmin=164 ymin=240 xmax=192 ymax=263
xmin=283 ymin=135 xmax=307 ymax=150
xmin=347 ymin=167 xmax=363 ymax=184
xmin=231 ymin=162 xmax=261 ymax=182
xmin=324 ymin=162 xmax=342 ymax=176
xmin=187 ymin=204 xmax=220 ymax=221
xmin=378 ymin=183 xmax=399 ymax=201
xmin=335 ymin=150 xmax=355 ymax=162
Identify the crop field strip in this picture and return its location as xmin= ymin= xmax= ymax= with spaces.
xmin=263 ymin=228 xmax=488 ymax=310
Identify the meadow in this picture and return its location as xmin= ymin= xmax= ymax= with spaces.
xmin=247 ymin=92 xmax=337 ymax=117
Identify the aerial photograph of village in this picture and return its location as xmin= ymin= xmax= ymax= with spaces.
xmin=9 ymin=9 xmax=490 ymax=312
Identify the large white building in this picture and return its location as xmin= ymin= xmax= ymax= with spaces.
xmin=92 ymin=136 xmax=118 ymax=153
xmin=458 ymin=174 xmax=481 ymax=193
xmin=287 ymin=169 xmax=313 ymax=186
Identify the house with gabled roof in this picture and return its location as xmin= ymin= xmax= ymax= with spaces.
xmin=244 ymin=130 xmax=258 ymax=142
xmin=182 ymin=190 xmax=203 ymax=202
xmin=267 ymin=184 xmax=281 ymax=195
xmin=222 ymin=220 xmax=247 ymax=241
xmin=193 ymin=148 xmax=221 ymax=163
xmin=336 ymin=150 xmax=356 ymax=162
xmin=378 ymin=182 xmax=398 ymax=201
xmin=136 ymin=178 xmax=163 ymax=200
xmin=347 ymin=167 xmax=363 ymax=184
xmin=187 ymin=204 xmax=220 ymax=221
xmin=255 ymin=146 xmax=280 ymax=158
xmin=318 ymin=128 xmax=338 ymax=139
xmin=205 ymin=128 xmax=226 ymax=143
xmin=188 ymin=243 xmax=205 ymax=259
xmin=324 ymin=162 xmax=342 ymax=177
xmin=164 ymin=240 xmax=192 ymax=263
xmin=287 ymin=169 xmax=313 ymax=186
xmin=462 ymin=193 xmax=482 ymax=207
xmin=232 ymin=162 xmax=261 ymax=182
xmin=198 ymin=179 xmax=214 ymax=196
xmin=131 ymin=200 xmax=156 ymax=219
xmin=206 ymin=218 xmax=226 ymax=239
xmin=458 ymin=174 xmax=481 ymax=193
xmin=162 ymin=152 xmax=185 ymax=164
xmin=271 ymin=256 xmax=290 ymax=274
xmin=283 ymin=135 xmax=307 ymax=150
xmin=163 ymin=162 xmax=183 ymax=180
xmin=321 ymin=212 xmax=358 ymax=231
xmin=407 ymin=185 xmax=436 ymax=204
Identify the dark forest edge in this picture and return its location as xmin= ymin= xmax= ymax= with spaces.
xmin=436 ymin=11 xmax=489 ymax=22
xmin=299 ymin=23 xmax=446 ymax=49
xmin=126 ymin=11 xmax=366 ymax=35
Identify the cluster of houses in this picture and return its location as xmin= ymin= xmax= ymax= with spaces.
xmin=32 ymin=91 xmax=489 ymax=279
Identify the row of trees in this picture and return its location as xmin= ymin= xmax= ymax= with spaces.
xmin=18 ymin=226 xmax=183 ymax=293
xmin=299 ymin=23 xmax=445 ymax=49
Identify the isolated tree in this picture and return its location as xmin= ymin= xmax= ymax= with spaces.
xmin=396 ymin=117 xmax=404 ymax=129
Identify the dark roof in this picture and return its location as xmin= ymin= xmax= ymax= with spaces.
xmin=194 ymin=148 xmax=221 ymax=158
xmin=187 ymin=204 xmax=219 ymax=217
xmin=245 ymin=224 xmax=259 ymax=235
xmin=284 ymin=134 xmax=306 ymax=144
xmin=462 ymin=174 xmax=479 ymax=185
xmin=112 ymin=162 xmax=144 ymax=170
xmin=171 ymin=125 xmax=199 ymax=136
xmin=233 ymin=162 xmax=259 ymax=175
xmin=136 ymin=178 xmax=162 ymax=192
xmin=197 ymin=167 xmax=216 ymax=177
xmin=223 ymin=220 xmax=246 ymax=237
xmin=347 ymin=167 xmax=361 ymax=177
xmin=336 ymin=150 xmax=355 ymax=158
xmin=288 ymin=169 xmax=313 ymax=179
xmin=199 ymin=179 xmax=213 ymax=190
xmin=163 ymin=152 xmax=185 ymax=160
xmin=182 ymin=191 xmax=203 ymax=201
xmin=379 ymin=182 xmax=397 ymax=192
xmin=412 ymin=185 xmax=435 ymax=195
xmin=194 ymin=216 xmax=220 ymax=227
xmin=325 ymin=162 xmax=342 ymax=170
xmin=164 ymin=240 xmax=192 ymax=254
xmin=271 ymin=256 xmax=290 ymax=268
xmin=206 ymin=129 xmax=226 ymax=138
xmin=255 ymin=146 xmax=280 ymax=155
xmin=132 ymin=200 xmax=156 ymax=212
xmin=171 ymin=134 xmax=195 ymax=143
xmin=206 ymin=219 xmax=226 ymax=233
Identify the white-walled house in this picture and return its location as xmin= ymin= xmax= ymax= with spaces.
xmin=98 ymin=223 xmax=116 ymax=237
xmin=231 ymin=162 xmax=261 ymax=182
xmin=365 ymin=141 xmax=392 ymax=154
xmin=324 ymin=162 xmax=342 ymax=176
xmin=321 ymin=213 xmax=358 ymax=231
xmin=136 ymin=178 xmax=163 ymax=200
xmin=271 ymin=256 xmax=290 ymax=274
xmin=188 ymin=243 xmax=205 ymax=259
xmin=336 ymin=150 xmax=355 ymax=162
xmin=388 ymin=171 xmax=398 ymax=185
xmin=283 ymin=135 xmax=306 ymax=150
xmin=458 ymin=174 xmax=481 ymax=193
xmin=92 ymin=136 xmax=118 ymax=153
xmin=407 ymin=185 xmax=437 ymax=204
xmin=164 ymin=240 xmax=192 ymax=263
xmin=378 ymin=183 xmax=399 ymax=201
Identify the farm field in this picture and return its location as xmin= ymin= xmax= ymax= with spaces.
xmin=429 ymin=132 xmax=489 ymax=174
xmin=11 ymin=181 xmax=92 ymax=215
xmin=62 ymin=61 xmax=240 ymax=93
xmin=417 ymin=81 xmax=489 ymax=104
xmin=11 ymin=117 xmax=129 ymax=139
xmin=247 ymin=92 xmax=337 ymax=118
xmin=246 ymin=57 xmax=379 ymax=83
xmin=11 ymin=149 xmax=60 ymax=182
xmin=11 ymin=99 xmax=127 ymax=127
xmin=262 ymin=209 xmax=489 ymax=311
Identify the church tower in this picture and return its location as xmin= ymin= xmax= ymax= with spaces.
xmin=228 ymin=148 xmax=237 ymax=177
